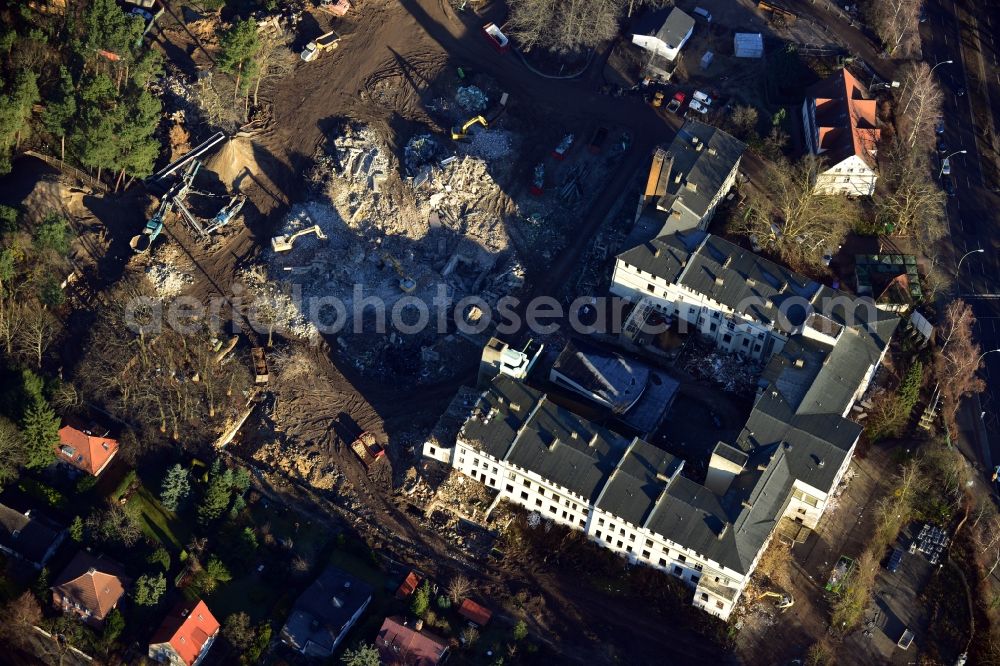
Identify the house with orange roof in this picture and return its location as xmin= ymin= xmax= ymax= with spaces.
xmin=802 ymin=68 xmax=881 ymax=196
xmin=376 ymin=616 xmax=449 ymax=666
xmin=457 ymin=598 xmax=492 ymax=626
xmin=51 ymin=551 xmax=127 ymax=628
xmin=56 ymin=421 xmax=119 ymax=476
xmin=148 ymin=600 xmax=221 ymax=666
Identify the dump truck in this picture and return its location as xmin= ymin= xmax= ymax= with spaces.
xmin=350 ymin=432 xmax=386 ymax=470
xmin=301 ymin=31 xmax=340 ymax=62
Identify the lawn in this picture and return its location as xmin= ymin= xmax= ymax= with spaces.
xmin=126 ymin=485 xmax=190 ymax=551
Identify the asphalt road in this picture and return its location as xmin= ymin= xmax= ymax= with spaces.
xmin=922 ymin=0 xmax=1000 ymax=469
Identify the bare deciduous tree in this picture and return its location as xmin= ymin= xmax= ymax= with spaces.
xmin=896 ymin=62 xmax=943 ymax=148
xmin=508 ymin=0 xmax=624 ymax=54
xmin=736 ymin=155 xmax=858 ymax=268
xmin=0 ymin=417 xmax=24 ymax=488
xmin=15 ymin=306 xmax=60 ymax=368
xmin=447 ymin=574 xmax=473 ymax=604
xmin=934 ymin=299 xmax=986 ymax=440
xmin=864 ymin=0 xmax=921 ymax=57
xmin=876 ymin=138 xmax=947 ymax=247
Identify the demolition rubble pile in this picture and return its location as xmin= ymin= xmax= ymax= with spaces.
xmin=145 ymin=245 xmax=195 ymax=298
xmin=262 ymin=123 xmax=527 ymax=367
xmin=239 ymin=265 xmax=321 ymax=341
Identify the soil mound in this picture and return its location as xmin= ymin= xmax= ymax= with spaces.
xmin=204 ymin=137 xmax=262 ymax=190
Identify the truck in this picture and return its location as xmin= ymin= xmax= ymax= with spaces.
xmin=350 ymin=431 xmax=386 ymax=470
xmin=666 ymin=92 xmax=686 ymax=114
xmin=301 ymin=31 xmax=340 ymax=62
xmin=481 ymin=23 xmax=510 ymax=54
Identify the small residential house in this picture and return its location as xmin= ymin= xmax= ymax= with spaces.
xmin=279 ymin=566 xmax=373 ymax=657
xmin=631 ymin=8 xmax=695 ymax=77
xmin=632 ymin=120 xmax=745 ymax=243
xmin=376 ymin=616 xmax=449 ymax=666
xmin=56 ymin=421 xmax=119 ymax=476
xmin=395 ymin=570 xmax=422 ymax=599
xmin=51 ymin=551 xmax=127 ymax=628
xmin=148 ymin=600 xmax=220 ymax=666
xmin=457 ymin=598 xmax=492 ymax=626
xmin=802 ymin=68 xmax=880 ymax=196
xmin=854 ymin=254 xmax=922 ymax=313
xmin=0 ymin=501 xmax=65 ymax=569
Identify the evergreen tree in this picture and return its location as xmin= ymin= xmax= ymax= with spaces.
xmin=69 ymin=515 xmax=84 ymax=542
xmin=341 ymin=643 xmax=380 ymax=666
xmin=134 ymin=572 xmax=166 ymax=606
xmin=81 ymin=0 xmax=144 ymax=59
xmin=42 ymin=66 xmax=76 ymax=140
xmin=20 ymin=399 xmax=59 ymax=469
xmin=33 ymin=213 xmax=71 ymax=255
xmin=198 ymin=463 xmax=232 ymax=524
xmin=159 ymin=463 xmax=191 ymax=512
xmin=217 ymin=20 xmax=261 ymax=94
xmin=147 ymin=546 xmax=170 ymax=571
xmin=195 ymin=556 xmax=231 ymax=594
xmin=0 ymin=70 xmax=40 ymax=165
xmin=102 ymin=608 xmax=125 ymax=644
xmin=410 ymin=580 xmax=431 ymax=618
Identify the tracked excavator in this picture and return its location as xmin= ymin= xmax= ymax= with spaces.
xmin=130 ymin=160 xmax=200 ymax=253
xmin=451 ymin=92 xmax=509 ymax=140
xmin=381 ymin=252 xmax=416 ymax=293
xmin=757 ymin=590 xmax=794 ymax=611
xmin=270 ymin=224 xmax=328 ymax=252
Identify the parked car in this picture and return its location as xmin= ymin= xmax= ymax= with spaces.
xmin=666 ymin=92 xmax=686 ymax=114
xmin=693 ymin=6 xmax=712 ymax=22
xmin=886 ymin=547 xmax=904 ymax=573
xmin=936 ymin=118 xmax=945 ymax=134
xmin=481 ymin=22 xmax=510 ymax=54
xmin=689 ymin=98 xmax=709 ymax=115
xmin=941 ymin=157 xmax=952 ymax=176
xmin=693 ymin=90 xmax=713 ymax=107
xmin=937 ymin=138 xmax=948 ymax=153
xmin=957 ymin=86 xmax=966 ymax=97
xmin=130 ymin=6 xmax=154 ymax=21
xmin=943 ymin=175 xmax=957 ymax=197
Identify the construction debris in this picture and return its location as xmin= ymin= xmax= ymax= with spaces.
xmin=455 ymin=85 xmax=488 ymax=113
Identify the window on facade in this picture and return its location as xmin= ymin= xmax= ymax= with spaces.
xmin=507 ymin=471 xmax=515 ymax=479
xmin=645 ymin=539 xmax=653 ymax=547
xmin=701 ymin=593 xmax=709 ymax=601
xmin=754 ymin=344 xmax=761 ymax=352
xmin=606 ymin=536 xmax=612 ymax=543
xmin=535 ymin=499 xmax=542 ymax=507
xmin=617 ymin=540 xmax=623 ymax=548
xmin=742 ymin=338 xmax=749 ymax=347
xmin=506 ymin=484 xmax=514 ymax=492
xmin=628 ymin=534 xmax=635 ymax=542
xmin=642 ymin=550 xmax=651 ymax=558
xmin=691 ymin=575 xmax=700 ymax=585
xmin=619 ymin=528 xmax=625 ymax=536
xmin=797 ymin=508 xmax=807 ymax=514
xmin=695 ymin=564 xmax=703 ymax=572
xmin=626 ymin=546 xmax=633 ymax=553
xmin=562 ymin=510 xmax=568 ymax=519
xmin=709 ymin=323 xmax=717 ymax=332
xmin=596 ymin=530 xmax=602 ymax=538
xmin=474 ymin=458 xmax=480 ymax=466
xmin=659 ymin=558 xmax=667 ymax=566
xmin=582 ymin=508 xmax=589 ymax=516
xmin=598 ymin=518 xmax=605 ymax=526
xmin=678 ymin=555 xmax=686 ymax=563
xmin=520 ymin=491 xmax=528 ymax=500
xmin=716 ymin=601 xmax=724 ymax=610
xmin=492 ymin=466 xmax=498 ymax=474
xmin=428 ymin=446 xmax=436 ymax=454
xmin=524 ymin=480 xmax=531 ymax=489
xmin=722 ymin=334 xmax=732 ymax=344
xmin=647 ymin=283 xmax=655 ymax=292
xmin=673 ymin=566 xmax=683 ymax=576
xmin=550 ymin=505 xmax=558 ymax=514
xmin=579 ymin=519 xmax=586 ymax=527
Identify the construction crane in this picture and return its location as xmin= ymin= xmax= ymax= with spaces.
xmin=451 ymin=92 xmax=509 ymax=140
xmin=381 ymin=252 xmax=416 ymax=293
xmin=271 ymin=224 xmax=328 ymax=252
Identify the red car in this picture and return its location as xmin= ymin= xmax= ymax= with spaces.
xmin=481 ymin=23 xmax=510 ymax=54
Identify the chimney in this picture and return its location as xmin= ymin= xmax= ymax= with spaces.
xmin=793 ymin=358 xmax=805 ymax=368
xmin=674 ymin=172 xmax=683 ymax=184
xmin=746 ymin=278 xmax=756 ymax=287
xmin=548 ymin=438 xmax=559 ymax=452
xmin=655 ymin=472 xmax=672 ymax=483
xmin=818 ymin=458 xmax=825 ymax=468
xmin=510 ymin=402 xmax=521 ymax=412
xmin=589 ymin=433 xmax=599 ymax=447
xmin=717 ymin=522 xmax=729 ymax=539
xmin=654 ymin=247 xmax=661 ymax=257
xmin=714 ymin=276 xmax=724 ymax=286
xmin=741 ymin=500 xmax=753 ymax=509
xmin=708 ymin=147 xmax=717 ymax=156
xmin=696 ymin=142 xmax=704 ymax=152
xmin=686 ymin=180 xmax=698 ymax=193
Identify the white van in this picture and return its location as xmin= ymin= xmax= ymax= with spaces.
xmin=693 ymin=7 xmax=712 ymax=22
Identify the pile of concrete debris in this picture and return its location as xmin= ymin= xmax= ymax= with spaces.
xmin=144 ymin=244 xmax=195 ymax=298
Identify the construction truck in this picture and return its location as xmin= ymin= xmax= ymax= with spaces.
xmin=451 ymin=92 xmax=509 ymax=140
xmin=271 ymin=224 xmax=328 ymax=252
xmin=301 ymin=31 xmax=340 ymax=62
xmin=350 ymin=431 xmax=385 ymax=470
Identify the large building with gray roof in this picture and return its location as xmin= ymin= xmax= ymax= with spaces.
xmin=425 ymin=233 xmax=897 ymax=621
xmin=633 ymin=121 xmax=745 ymax=242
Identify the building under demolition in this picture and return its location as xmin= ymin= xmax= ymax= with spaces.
xmin=424 ymin=232 xmax=898 ymax=620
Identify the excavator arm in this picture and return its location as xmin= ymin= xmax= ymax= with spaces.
xmin=451 ymin=115 xmax=488 ymax=140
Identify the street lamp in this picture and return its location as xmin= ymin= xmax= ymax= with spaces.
xmin=930 ymin=59 xmax=954 ymax=75
xmin=956 ymin=247 xmax=985 ymax=276
xmin=940 ymin=149 xmax=967 ymax=177
xmin=975 ymin=348 xmax=1000 ymax=368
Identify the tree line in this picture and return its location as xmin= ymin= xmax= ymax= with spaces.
xmin=0 ymin=0 xmax=162 ymax=181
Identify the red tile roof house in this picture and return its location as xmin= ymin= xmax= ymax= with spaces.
xmin=395 ymin=570 xmax=422 ymax=599
xmin=56 ymin=422 xmax=119 ymax=476
xmin=50 ymin=551 xmax=127 ymax=628
xmin=148 ymin=600 xmax=221 ymax=666
xmin=458 ymin=598 xmax=492 ymax=626
xmin=801 ymin=68 xmax=881 ymax=196
xmin=377 ymin=616 xmax=449 ymax=666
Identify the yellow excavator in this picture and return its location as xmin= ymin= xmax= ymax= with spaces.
xmin=451 ymin=92 xmax=509 ymax=140
xmin=270 ymin=224 xmax=328 ymax=252
xmin=757 ymin=590 xmax=794 ymax=611
xmin=381 ymin=252 xmax=417 ymax=293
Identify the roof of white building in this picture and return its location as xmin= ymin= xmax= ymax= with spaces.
xmin=633 ymin=7 xmax=696 ymax=50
